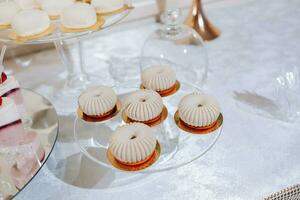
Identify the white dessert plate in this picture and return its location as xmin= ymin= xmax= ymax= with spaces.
xmin=0 ymin=89 xmax=59 ymax=199
xmin=74 ymin=81 xmax=222 ymax=173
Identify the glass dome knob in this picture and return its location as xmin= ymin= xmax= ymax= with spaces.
xmin=161 ymin=9 xmax=183 ymax=26
xmin=160 ymin=9 xmax=184 ymax=35
xmin=141 ymin=8 xmax=208 ymax=87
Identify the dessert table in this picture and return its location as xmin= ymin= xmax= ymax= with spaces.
xmin=7 ymin=0 xmax=300 ymax=199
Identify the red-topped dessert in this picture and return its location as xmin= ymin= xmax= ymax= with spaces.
xmin=0 ymin=64 xmax=21 ymax=97
xmin=0 ymin=61 xmax=27 ymax=121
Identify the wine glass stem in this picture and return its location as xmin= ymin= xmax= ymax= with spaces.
xmin=54 ymin=39 xmax=88 ymax=89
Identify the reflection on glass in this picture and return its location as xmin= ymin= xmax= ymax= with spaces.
xmin=0 ymin=89 xmax=58 ymax=198
xmin=276 ymin=65 xmax=300 ymax=122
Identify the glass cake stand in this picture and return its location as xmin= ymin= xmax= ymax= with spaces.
xmin=74 ymin=80 xmax=222 ymax=176
xmin=0 ymin=3 xmax=133 ymax=115
xmin=0 ymin=89 xmax=59 ymax=199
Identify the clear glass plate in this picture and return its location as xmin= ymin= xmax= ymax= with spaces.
xmin=0 ymin=89 xmax=59 ymax=199
xmin=74 ymin=81 xmax=222 ymax=173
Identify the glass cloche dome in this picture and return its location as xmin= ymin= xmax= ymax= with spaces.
xmin=140 ymin=9 xmax=208 ymax=88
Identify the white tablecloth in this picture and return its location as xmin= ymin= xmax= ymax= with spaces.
xmin=9 ymin=0 xmax=300 ymax=199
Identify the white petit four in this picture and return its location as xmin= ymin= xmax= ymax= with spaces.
xmin=109 ymin=123 xmax=157 ymax=164
xmin=124 ymin=90 xmax=163 ymax=122
xmin=11 ymin=10 xmax=50 ymax=37
xmin=61 ymin=3 xmax=97 ymax=29
xmin=178 ymin=93 xmax=220 ymax=127
xmin=78 ymin=86 xmax=117 ymax=117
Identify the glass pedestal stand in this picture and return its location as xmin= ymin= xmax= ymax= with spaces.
xmin=52 ymin=38 xmax=113 ymax=115
xmin=0 ymin=6 xmax=133 ymax=115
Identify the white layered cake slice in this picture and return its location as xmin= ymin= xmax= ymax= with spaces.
xmin=0 ymin=97 xmax=24 ymax=145
xmin=0 ymin=64 xmax=26 ymax=119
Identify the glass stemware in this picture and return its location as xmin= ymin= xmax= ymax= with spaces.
xmin=141 ymin=9 xmax=208 ymax=88
xmin=234 ymin=51 xmax=300 ymax=123
xmin=275 ymin=64 xmax=300 ymax=122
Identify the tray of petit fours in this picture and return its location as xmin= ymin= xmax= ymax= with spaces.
xmin=0 ymin=0 xmax=133 ymax=44
xmin=74 ymin=64 xmax=223 ymax=172
xmin=0 ymin=61 xmax=58 ymax=198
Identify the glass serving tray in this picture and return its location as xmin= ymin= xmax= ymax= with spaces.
xmin=74 ymin=81 xmax=222 ymax=175
xmin=0 ymin=89 xmax=59 ymax=199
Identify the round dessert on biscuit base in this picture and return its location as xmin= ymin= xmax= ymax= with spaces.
xmin=10 ymin=10 xmax=53 ymax=41
xmin=78 ymin=86 xmax=121 ymax=122
xmin=60 ymin=3 xmax=103 ymax=33
xmin=0 ymin=1 xmax=20 ymax=29
xmin=91 ymin=0 xmax=126 ymax=16
xmin=107 ymin=123 xmax=160 ymax=171
xmin=174 ymin=93 xmax=223 ymax=134
xmin=40 ymin=0 xmax=74 ymax=20
xmin=141 ymin=65 xmax=180 ymax=97
xmin=14 ymin=0 xmax=39 ymax=10
xmin=122 ymin=89 xmax=168 ymax=127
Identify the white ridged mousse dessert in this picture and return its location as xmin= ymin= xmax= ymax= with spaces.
xmin=178 ymin=93 xmax=220 ymax=128
xmin=124 ymin=90 xmax=164 ymax=123
xmin=141 ymin=65 xmax=177 ymax=95
xmin=78 ymin=86 xmax=118 ymax=118
xmin=109 ymin=123 xmax=157 ymax=165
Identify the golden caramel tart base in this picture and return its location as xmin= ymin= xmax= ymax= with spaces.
xmin=49 ymin=15 xmax=60 ymax=20
xmin=60 ymin=17 xmax=105 ymax=33
xmin=140 ymin=80 xmax=181 ymax=97
xmin=107 ymin=141 xmax=160 ymax=171
xmin=97 ymin=5 xmax=134 ymax=16
xmin=80 ymin=0 xmax=91 ymax=3
xmin=174 ymin=111 xmax=223 ymax=134
xmin=122 ymin=106 xmax=168 ymax=127
xmin=8 ymin=25 xmax=55 ymax=43
xmin=77 ymin=100 xmax=122 ymax=123
xmin=0 ymin=24 xmax=11 ymax=30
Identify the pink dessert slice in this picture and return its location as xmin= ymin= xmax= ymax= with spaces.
xmin=0 ymin=97 xmax=45 ymax=190
xmin=10 ymin=132 xmax=45 ymax=190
